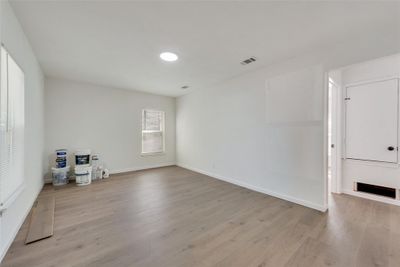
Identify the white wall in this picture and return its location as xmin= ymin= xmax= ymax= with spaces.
xmin=177 ymin=33 xmax=400 ymax=211
xmin=0 ymin=0 xmax=45 ymax=261
xmin=177 ymin=61 xmax=326 ymax=211
xmin=339 ymin=55 xmax=400 ymax=201
xmin=44 ymin=78 xmax=176 ymax=178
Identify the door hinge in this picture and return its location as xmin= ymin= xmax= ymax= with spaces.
xmin=344 ymin=97 xmax=351 ymax=101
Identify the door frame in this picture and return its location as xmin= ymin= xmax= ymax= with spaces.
xmin=328 ymin=77 xmax=342 ymax=194
xmin=324 ymin=70 xmax=344 ymax=211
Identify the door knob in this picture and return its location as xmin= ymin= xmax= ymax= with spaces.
xmin=388 ymin=146 xmax=395 ymax=151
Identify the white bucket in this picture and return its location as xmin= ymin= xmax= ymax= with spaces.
xmin=75 ymin=166 xmax=92 ymax=186
xmin=52 ymin=166 xmax=70 ymax=186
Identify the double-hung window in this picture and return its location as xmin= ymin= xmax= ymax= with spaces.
xmin=0 ymin=45 xmax=25 ymax=211
xmin=141 ymin=109 xmax=165 ymax=155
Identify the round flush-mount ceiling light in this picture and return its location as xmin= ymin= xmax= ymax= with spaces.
xmin=160 ymin=52 xmax=178 ymax=62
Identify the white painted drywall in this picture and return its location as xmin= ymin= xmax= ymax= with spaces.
xmin=0 ymin=0 xmax=45 ymax=261
xmin=177 ymin=35 xmax=400 ymax=211
xmin=177 ymin=62 xmax=326 ymax=211
xmin=339 ymin=54 xmax=400 ymax=196
xmin=44 ymin=78 xmax=176 ymax=178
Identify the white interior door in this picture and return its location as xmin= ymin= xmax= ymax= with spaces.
xmin=345 ymin=78 xmax=399 ymax=163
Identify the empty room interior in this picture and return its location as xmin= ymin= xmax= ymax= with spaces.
xmin=1 ymin=1 xmax=400 ymax=266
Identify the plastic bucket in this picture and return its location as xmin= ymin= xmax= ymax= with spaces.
xmin=52 ymin=166 xmax=70 ymax=186
xmin=56 ymin=157 xmax=67 ymax=168
xmin=56 ymin=149 xmax=67 ymax=156
xmin=55 ymin=149 xmax=68 ymax=168
xmin=75 ymin=166 xmax=92 ymax=186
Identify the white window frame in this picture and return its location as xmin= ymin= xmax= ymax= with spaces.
xmin=141 ymin=109 xmax=165 ymax=156
xmin=0 ymin=44 xmax=25 ymax=214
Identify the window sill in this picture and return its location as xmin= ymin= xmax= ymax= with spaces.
xmin=141 ymin=152 xmax=166 ymax=157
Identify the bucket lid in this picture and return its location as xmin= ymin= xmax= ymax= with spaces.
xmin=75 ymin=149 xmax=91 ymax=155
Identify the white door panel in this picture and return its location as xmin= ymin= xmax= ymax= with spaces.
xmin=345 ymin=79 xmax=398 ymax=163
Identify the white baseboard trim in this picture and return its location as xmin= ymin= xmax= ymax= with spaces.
xmin=0 ymin=181 xmax=44 ymax=263
xmin=177 ymin=163 xmax=327 ymax=212
xmin=342 ymin=189 xmax=400 ymax=206
xmin=110 ymin=162 xmax=176 ymax=175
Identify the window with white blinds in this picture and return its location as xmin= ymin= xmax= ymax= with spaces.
xmin=141 ymin=109 xmax=165 ymax=154
xmin=0 ymin=46 xmax=25 ymax=211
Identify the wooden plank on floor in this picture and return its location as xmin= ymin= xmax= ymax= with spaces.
xmin=25 ymin=195 xmax=55 ymax=244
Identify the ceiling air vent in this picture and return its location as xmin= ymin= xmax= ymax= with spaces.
xmin=240 ymin=57 xmax=256 ymax=65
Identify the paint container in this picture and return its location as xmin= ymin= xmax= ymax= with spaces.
xmin=52 ymin=166 xmax=70 ymax=186
xmin=91 ymin=155 xmax=102 ymax=180
xmin=75 ymin=166 xmax=92 ymax=186
xmin=56 ymin=149 xmax=67 ymax=157
xmin=75 ymin=149 xmax=91 ymax=166
xmin=55 ymin=149 xmax=67 ymax=168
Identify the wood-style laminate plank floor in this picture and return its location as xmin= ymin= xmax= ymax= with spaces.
xmin=25 ymin=195 xmax=55 ymax=244
xmin=2 ymin=166 xmax=400 ymax=267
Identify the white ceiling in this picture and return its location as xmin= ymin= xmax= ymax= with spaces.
xmin=10 ymin=1 xmax=400 ymax=97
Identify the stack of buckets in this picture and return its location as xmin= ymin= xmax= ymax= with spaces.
xmin=51 ymin=149 xmax=93 ymax=186
xmin=52 ymin=149 xmax=70 ymax=186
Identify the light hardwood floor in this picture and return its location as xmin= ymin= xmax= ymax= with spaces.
xmin=2 ymin=166 xmax=400 ymax=267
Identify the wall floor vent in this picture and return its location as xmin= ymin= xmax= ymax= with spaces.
xmin=356 ymin=182 xmax=396 ymax=199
